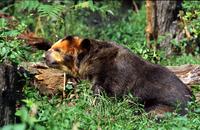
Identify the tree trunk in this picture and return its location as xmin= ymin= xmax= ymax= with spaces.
xmin=146 ymin=0 xmax=183 ymax=55
xmin=146 ymin=0 xmax=154 ymax=48
xmin=0 ymin=63 xmax=18 ymax=126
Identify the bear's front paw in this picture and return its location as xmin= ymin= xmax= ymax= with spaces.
xmin=92 ymin=84 xmax=103 ymax=96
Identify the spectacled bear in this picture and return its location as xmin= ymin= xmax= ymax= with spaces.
xmin=45 ymin=36 xmax=192 ymax=116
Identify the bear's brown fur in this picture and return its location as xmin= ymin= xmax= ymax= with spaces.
xmin=45 ymin=36 xmax=192 ymax=115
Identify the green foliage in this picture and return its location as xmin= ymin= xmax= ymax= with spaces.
xmin=182 ymin=1 xmax=200 ymax=39
xmin=15 ymin=82 xmax=146 ymax=130
xmin=14 ymin=0 xmax=64 ymax=19
xmin=174 ymin=1 xmax=200 ymax=55
xmin=10 ymin=0 xmax=120 ymax=41
xmin=0 ymin=18 xmax=43 ymax=64
xmin=161 ymin=54 xmax=200 ymax=66
xmin=5 ymin=0 xmax=158 ymax=62
xmin=1 ymin=99 xmax=45 ymax=130
xmin=1 ymin=124 xmax=26 ymax=130
xmin=6 ymin=80 xmax=200 ymax=130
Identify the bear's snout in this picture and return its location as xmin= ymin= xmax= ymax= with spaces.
xmin=45 ymin=51 xmax=59 ymax=67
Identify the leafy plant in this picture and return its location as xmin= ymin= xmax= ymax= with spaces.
xmin=0 ymin=17 xmax=43 ymax=64
xmin=14 ymin=0 xmax=64 ymax=19
xmin=176 ymin=1 xmax=200 ymax=55
xmin=182 ymin=1 xmax=200 ymax=39
xmin=1 ymin=99 xmax=45 ymax=130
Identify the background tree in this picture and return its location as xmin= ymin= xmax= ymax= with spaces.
xmin=146 ymin=0 xmax=183 ymax=55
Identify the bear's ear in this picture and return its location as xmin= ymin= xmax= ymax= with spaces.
xmin=80 ymin=38 xmax=91 ymax=51
xmin=64 ymin=35 xmax=74 ymax=41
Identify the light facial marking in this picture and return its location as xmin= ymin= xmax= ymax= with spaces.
xmin=51 ymin=39 xmax=69 ymax=53
xmin=50 ymin=51 xmax=63 ymax=63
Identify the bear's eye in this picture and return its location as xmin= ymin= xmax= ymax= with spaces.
xmin=64 ymin=55 xmax=73 ymax=62
xmin=54 ymin=48 xmax=61 ymax=52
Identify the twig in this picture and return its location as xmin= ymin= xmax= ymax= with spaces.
xmin=179 ymin=11 xmax=192 ymax=41
xmin=63 ymin=72 xmax=66 ymax=98
xmin=132 ymin=1 xmax=139 ymax=13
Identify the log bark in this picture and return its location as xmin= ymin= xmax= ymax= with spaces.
xmin=167 ymin=64 xmax=200 ymax=86
xmin=0 ymin=63 xmax=18 ymax=126
xmin=19 ymin=62 xmax=79 ymax=96
xmin=167 ymin=64 xmax=200 ymax=103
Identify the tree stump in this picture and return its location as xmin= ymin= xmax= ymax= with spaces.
xmin=0 ymin=63 xmax=19 ymax=126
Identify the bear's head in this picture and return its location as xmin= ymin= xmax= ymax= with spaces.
xmin=45 ymin=36 xmax=90 ymax=77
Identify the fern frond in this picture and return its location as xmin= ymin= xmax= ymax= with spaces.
xmin=38 ymin=4 xmax=64 ymax=18
xmin=15 ymin=0 xmax=40 ymax=12
xmin=15 ymin=0 xmax=64 ymax=19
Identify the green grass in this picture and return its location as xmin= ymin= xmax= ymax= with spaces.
xmin=161 ymin=54 xmax=200 ymax=66
xmin=19 ymin=76 xmax=200 ymax=130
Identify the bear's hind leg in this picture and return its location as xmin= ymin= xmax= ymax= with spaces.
xmin=145 ymin=104 xmax=173 ymax=118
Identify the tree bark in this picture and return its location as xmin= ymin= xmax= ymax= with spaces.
xmin=0 ymin=63 xmax=18 ymax=126
xmin=146 ymin=0 xmax=154 ymax=48
xmin=156 ymin=1 xmax=178 ymax=52
xmin=146 ymin=0 xmax=183 ymax=55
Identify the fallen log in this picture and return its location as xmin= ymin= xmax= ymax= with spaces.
xmin=19 ymin=62 xmax=200 ymax=96
xmin=167 ymin=64 xmax=200 ymax=86
xmin=167 ymin=64 xmax=200 ymax=103
xmin=19 ymin=62 xmax=64 ymax=95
